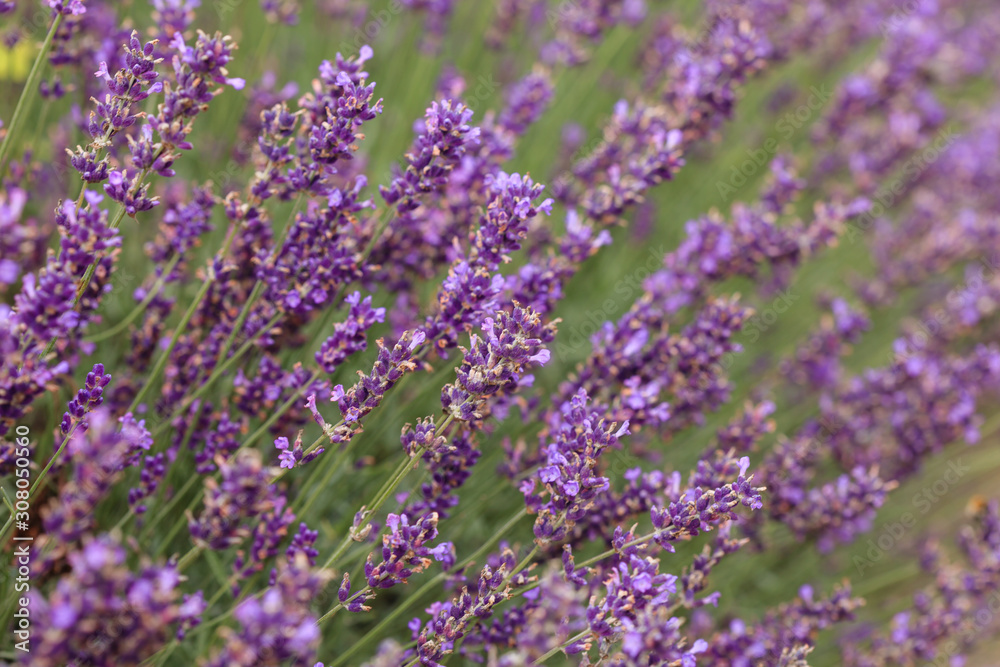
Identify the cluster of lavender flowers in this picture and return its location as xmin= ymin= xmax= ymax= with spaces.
xmin=2 ymin=0 xmax=1000 ymax=666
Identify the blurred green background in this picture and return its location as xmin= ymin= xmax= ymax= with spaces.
xmin=3 ymin=1 xmax=999 ymax=664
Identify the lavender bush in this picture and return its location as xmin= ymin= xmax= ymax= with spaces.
xmin=2 ymin=0 xmax=1000 ymax=665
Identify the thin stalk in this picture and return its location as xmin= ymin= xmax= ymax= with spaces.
xmin=319 ymin=414 xmax=456 ymax=571
xmin=128 ymin=223 xmax=239 ymax=414
xmin=0 ymin=14 xmax=63 ymax=176
xmin=176 ymin=545 xmax=204 ymax=572
xmin=84 ymin=255 xmax=182 ymax=343
xmin=111 ymin=507 xmax=135 ymax=534
xmin=317 ymin=452 xmax=416 ymax=570
xmin=139 ymin=474 xmax=197 ymax=540
xmin=153 ymin=502 xmax=195 ymax=559
xmin=325 ymin=507 xmax=528 ymax=667
xmin=0 ymin=420 xmax=82 ymax=541
xmin=314 ymin=586 xmax=370 ymax=625
xmin=533 ymin=629 xmax=591 ymax=664
xmin=148 ymin=312 xmax=286 ymax=440
xmin=35 ymin=168 xmax=154 ymax=363
xmin=294 ymin=436 xmax=359 ymax=518
xmin=501 ymin=545 xmax=539 ymax=590
xmin=76 ymin=172 xmax=147 ymax=298
xmin=0 ymin=487 xmax=14 ymax=516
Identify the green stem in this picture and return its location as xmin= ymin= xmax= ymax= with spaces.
xmin=320 ymin=414 xmax=457 ymax=571
xmin=294 ymin=436 xmax=359 ymax=518
xmin=0 ymin=487 xmax=14 ymax=515
xmin=111 ymin=507 xmax=135 ymax=535
xmin=325 ymin=507 xmax=528 ymax=667
xmin=315 ymin=586 xmax=370 ymax=625
xmin=84 ymin=255 xmax=182 ymax=343
xmin=153 ymin=503 xmax=194 ymax=560
xmin=318 ymin=454 xmax=415 ymax=570
xmin=0 ymin=13 xmax=63 ymax=177
xmin=139 ymin=475 xmax=197 ymax=541
xmin=149 ymin=312 xmax=285 ymax=440
xmin=176 ymin=545 xmax=204 ymax=572
xmin=128 ymin=223 xmax=239 ymax=414
xmin=0 ymin=420 xmax=81 ymax=541
xmin=501 ymin=545 xmax=538 ymax=590
xmin=77 ymin=179 xmax=140 ymax=296
xmin=534 ymin=629 xmax=591 ymax=664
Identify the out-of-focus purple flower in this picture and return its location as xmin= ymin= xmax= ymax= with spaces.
xmin=39 ymin=409 xmax=148 ymax=563
xmin=287 ymin=522 xmax=319 ymax=565
xmin=28 ymin=535 xmax=196 ymax=667
xmin=208 ymin=556 xmax=327 ymax=667
xmin=380 ymin=99 xmax=481 ymax=212
xmin=497 ymin=71 xmax=553 ymax=136
xmin=13 ymin=267 xmax=79 ymax=343
xmin=48 ymin=0 xmax=86 ymax=16
xmin=843 ymin=500 xmax=1000 ymax=665
xmin=188 ymin=450 xmax=279 ymax=549
xmin=781 ymin=298 xmax=870 ymax=391
xmin=441 ymin=305 xmax=555 ymax=423
xmin=715 ymin=400 xmax=776 ymax=453
xmin=150 ymin=1 xmax=200 ymax=43
xmin=233 ymin=494 xmax=296 ymax=591
xmin=702 ymin=584 xmax=862 ymax=665
xmin=60 ymin=362 xmax=111 ymax=434
xmin=787 ymin=465 xmax=896 ymax=553
xmin=261 ymin=0 xmax=299 ymax=24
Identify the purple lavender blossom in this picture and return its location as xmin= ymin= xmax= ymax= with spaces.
xmin=28 ymin=535 xmax=197 ymax=666
xmin=60 ymin=362 xmax=111 ymax=434
xmin=365 ymin=512 xmax=452 ymax=589
xmin=188 ymin=450 xmax=279 ymax=549
xmin=380 ymin=99 xmax=481 ymax=212
xmin=48 ymin=0 xmax=86 ymax=16
xmin=441 ymin=305 xmax=554 ymax=423
xmin=208 ymin=556 xmax=327 ymax=667
xmin=521 ymin=388 xmax=628 ymax=547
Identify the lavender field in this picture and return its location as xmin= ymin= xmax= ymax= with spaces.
xmin=2 ymin=1 xmax=1000 ymax=665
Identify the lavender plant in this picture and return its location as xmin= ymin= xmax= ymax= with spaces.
xmin=2 ymin=1 xmax=1000 ymax=666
